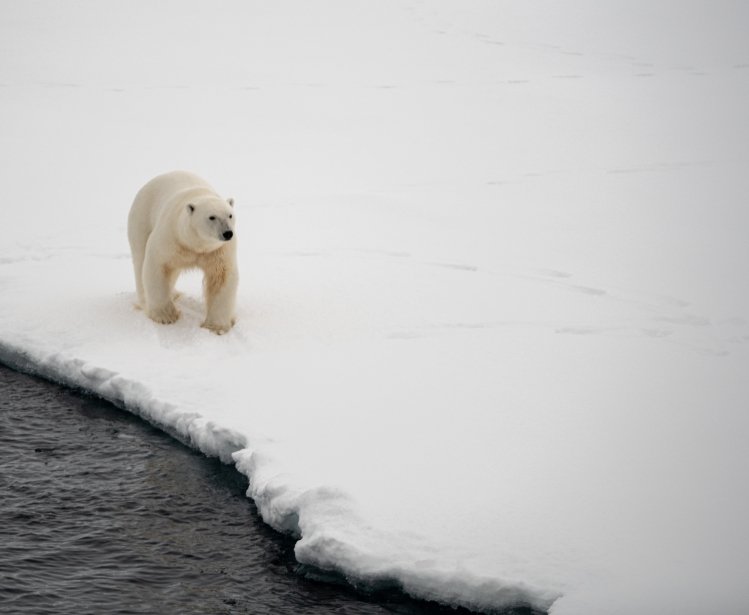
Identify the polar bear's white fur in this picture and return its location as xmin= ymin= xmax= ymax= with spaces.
xmin=128 ymin=171 xmax=238 ymax=334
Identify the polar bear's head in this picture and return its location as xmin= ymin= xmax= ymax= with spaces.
xmin=185 ymin=197 xmax=236 ymax=251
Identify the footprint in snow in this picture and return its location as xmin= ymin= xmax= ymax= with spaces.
xmin=656 ymin=314 xmax=710 ymax=327
xmin=556 ymin=326 xmax=605 ymax=335
xmin=534 ymin=268 xmax=572 ymax=279
xmin=568 ymin=284 xmax=607 ymax=297
xmin=641 ymin=328 xmax=673 ymax=338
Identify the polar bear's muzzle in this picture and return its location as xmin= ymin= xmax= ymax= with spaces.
xmin=222 ymin=230 xmax=234 ymax=241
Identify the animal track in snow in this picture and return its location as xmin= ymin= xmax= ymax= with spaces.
xmin=568 ymin=285 xmax=607 ymax=297
xmin=426 ymin=262 xmax=479 ymax=272
xmin=656 ymin=314 xmax=710 ymax=327
xmin=534 ymin=269 xmax=572 ymax=279
xmin=641 ymin=328 xmax=673 ymax=338
xmin=556 ymin=326 xmax=614 ymax=336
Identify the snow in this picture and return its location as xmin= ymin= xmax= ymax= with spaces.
xmin=1 ymin=1 xmax=748 ymax=613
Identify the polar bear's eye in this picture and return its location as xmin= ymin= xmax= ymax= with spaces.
xmin=229 ymin=214 xmax=233 ymax=219
xmin=209 ymin=216 xmax=216 ymax=221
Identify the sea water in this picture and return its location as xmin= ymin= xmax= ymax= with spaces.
xmin=0 ymin=364 xmax=512 ymax=615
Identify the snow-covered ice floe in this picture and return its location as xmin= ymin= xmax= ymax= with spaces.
xmin=1 ymin=2 xmax=749 ymax=613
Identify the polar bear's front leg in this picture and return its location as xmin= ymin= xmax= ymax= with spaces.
xmin=202 ymin=263 xmax=238 ymax=335
xmin=143 ymin=255 xmax=181 ymax=325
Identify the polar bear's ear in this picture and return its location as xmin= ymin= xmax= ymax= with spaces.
xmin=227 ymin=198 xmax=234 ymax=207
xmin=187 ymin=204 xmax=195 ymax=214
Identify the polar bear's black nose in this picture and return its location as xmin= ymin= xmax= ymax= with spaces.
xmin=222 ymin=231 xmax=233 ymax=241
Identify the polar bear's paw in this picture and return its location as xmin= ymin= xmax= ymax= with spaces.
xmin=148 ymin=303 xmax=181 ymax=325
xmin=201 ymin=319 xmax=234 ymax=335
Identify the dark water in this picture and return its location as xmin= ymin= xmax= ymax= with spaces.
xmin=0 ymin=364 xmax=530 ymax=615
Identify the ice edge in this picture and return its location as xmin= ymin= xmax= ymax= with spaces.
xmin=0 ymin=339 xmax=556 ymax=615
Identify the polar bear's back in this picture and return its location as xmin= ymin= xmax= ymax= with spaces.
xmin=138 ymin=170 xmax=215 ymax=202
xmin=128 ymin=171 xmax=216 ymax=239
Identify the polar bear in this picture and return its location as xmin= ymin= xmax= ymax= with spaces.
xmin=128 ymin=171 xmax=238 ymax=334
